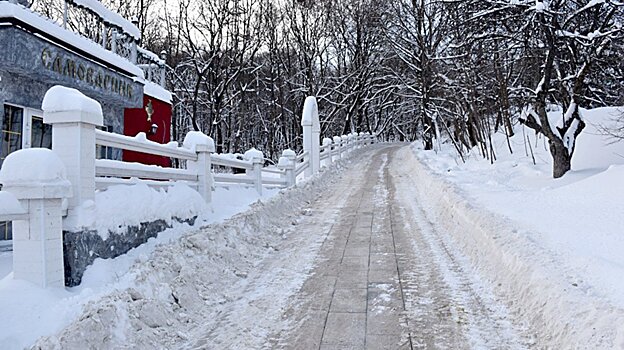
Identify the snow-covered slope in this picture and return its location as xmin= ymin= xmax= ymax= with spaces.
xmin=411 ymin=106 xmax=624 ymax=348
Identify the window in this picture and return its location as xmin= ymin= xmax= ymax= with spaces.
xmin=0 ymin=105 xmax=23 ymax=241
xmin=96 ymin=125 xmax=114 ymax=159
xmin=0 ymin=105 xmax=51 ymax=241
xmin=31 ymin=115 xmax=52 ymax=149
xmin=0 ymin=105 xmax=23 ymax=168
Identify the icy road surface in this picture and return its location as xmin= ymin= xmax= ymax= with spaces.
xmin=266 ymin=145 xmax=530 ymax=349
xmin=35 ymin=145 xmax=531 ymax=349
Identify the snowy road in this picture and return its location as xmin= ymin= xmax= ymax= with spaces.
xmin=34 ymin=145 xmax=532 ymax=349
xmin=266 ymin=145 xmax=530 ymax=349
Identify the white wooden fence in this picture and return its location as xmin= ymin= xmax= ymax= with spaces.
xmin=0 ymin=85 xmax=377 ymax=288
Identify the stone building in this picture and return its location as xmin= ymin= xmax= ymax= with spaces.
xmin=0 ymin=0 xmax=172 ymax=240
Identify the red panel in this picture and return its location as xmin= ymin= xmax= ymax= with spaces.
xmin=123 ymin=95 xmax=172 ymax=167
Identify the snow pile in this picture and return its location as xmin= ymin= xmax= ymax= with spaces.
xmin=42 ymin=86 xmax=103 ymax=124
xmin=0 ymin=183 xmax=281 ymax=349
xmin=243 ymin=147 xmax=263 ymax=161
xmin=410 ymin=106 xmax=624 ymax=348
xmin=182 ymin=131 xmax=215 ymax=152
xmin=0 ymin=148 xmax=69 ymax=186
xmin=94 ymin=182 xmax=207 ymax=239
xmin=28 ymin=154 xmax=362 ymax=349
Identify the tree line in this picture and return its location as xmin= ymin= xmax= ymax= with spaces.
xmin=33 ymin=0 xmax=624 ymax=177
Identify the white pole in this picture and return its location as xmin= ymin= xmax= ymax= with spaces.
xmin=301 ymin=96 xmax=320 ymax=177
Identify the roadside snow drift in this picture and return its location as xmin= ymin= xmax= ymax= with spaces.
xmin=409 ymin=106 xmax=624 ymax=349
xmin=26 ymin=153 xmax=365 ymax=349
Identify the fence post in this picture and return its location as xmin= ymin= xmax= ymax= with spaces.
xmin=278 ymin=149 xmax=296 ymax=187
xmin=42 ymin=86 xmax=102 ymax=230
xmin=244 ymin=148 xmax=264 ymax=195
xmin=183 ymin=131 xmax=215 ymax=204
xmin=333 ymin=136 xmax=342 ymax=160
xmin=0 ymin=149 xmax=72 ymax=287
xmin=322 ymin=137 xmax=333 ymax=165
xmin=342 ymin=135 xmax=349 ymax=156
xmin=301 ymin=96 xmax=320 ymax=177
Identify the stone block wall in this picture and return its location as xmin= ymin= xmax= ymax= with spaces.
xmin=63 ymin=217 xmax=196 ymax=286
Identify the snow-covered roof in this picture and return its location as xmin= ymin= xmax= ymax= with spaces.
xmin=0 ymin=1 xmax=144 ymax=78
xmin=142 ymin=79 xmax=172 ymax=103
xmin=68 ymin=0 xmax=140 ymax=40
xmin=137 ymin=46 xmax=165 ymax=66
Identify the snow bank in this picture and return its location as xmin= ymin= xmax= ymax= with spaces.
xmin=0 ymin=183 xmax=280 ymax=349
xmin=409 ymin=106 xmax=624 ymax=348
xmin=94 ymin=182 xmax=207 ymax=239
xmin=405 ymin=147 xmax=624 ymax=348
xmin=29 ymin=153 xmax=363 ymax=350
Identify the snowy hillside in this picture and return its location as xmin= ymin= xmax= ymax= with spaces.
xmin=412 ymin=107 xmax=624 ymax=326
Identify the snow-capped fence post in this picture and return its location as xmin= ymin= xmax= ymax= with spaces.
xmin=278 ymin=149 xmax=296 ymax=187
xmin=0 ymin=149 xmax=72 ymax=288
xmin=244 ymin=148 xmax=264 ymax=195
xmin=348 ymin=136 xmax=352 ymax=151
xmin=333 ymin=136 xmax=343 ymax=160
xmin=183 ymin=131 xmax=215 ymax=204
xmin=43 ymin=86 xmax=102 ymax=229
xmin=322 ymin=137 xmax=333 ymax=166
xmin=342 ymin=135 xmax=349 ymax=155
xmin=301 ymin=96 xmax=320 ymax=177
xmin=130 ymin=39 xmax=138 ymax=64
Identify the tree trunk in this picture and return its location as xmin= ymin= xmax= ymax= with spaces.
xmin=550 ymin=140 xmax=571 ymax=178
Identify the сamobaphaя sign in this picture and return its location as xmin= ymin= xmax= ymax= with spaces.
xmin=40 ymin=48 xmax=134 ymax=100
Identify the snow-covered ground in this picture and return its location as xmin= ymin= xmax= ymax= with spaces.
xmin=0 ymin=184 xmax=279 ymax=350
xmin=410 ymin=106 xmax=624 ymax=347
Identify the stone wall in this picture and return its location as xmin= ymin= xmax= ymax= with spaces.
xmin=0 ymin=25 xmax=143 ymax=154
xmin=63 ymin=217 xmax=196 ymax=286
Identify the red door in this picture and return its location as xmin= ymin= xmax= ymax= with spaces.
xmin=123 ymin=95 xmax=172 ymax=167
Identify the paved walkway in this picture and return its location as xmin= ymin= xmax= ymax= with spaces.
xmin=271 ymin=145 xmax=528 ymax=350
